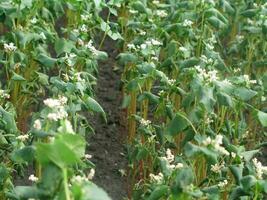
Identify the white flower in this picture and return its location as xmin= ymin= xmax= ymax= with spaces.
xmin=243 ymin=74 xmax=256 ymax=86
xmin=84 ymin=154 xmax=92 ymax=159
xmin=167 ymin=78 xmax=176 ymax=85
xmin=129 ymin=9 xmax=138 ymax=14
xmin=218 ymin=180 xmax=228 ymax=188
xmin=236 ymin=35 xmax=244 ymax=41
xmin=203 ymin=137 xmax=212 ymax=146
xmin=205 ymin=117 xmax=214 ymax=125
xmin=140 ymin=43 xmax=147 ymax=49
xmin=208 ymin=70 xmax=218 ymax=82
xmin=77 ymin=38 xmax=84 ymax=46
xmin=28 ymin=174 xmax=39 ymax=182
xmin=179 ymin=46 xmax=187 ymax=52
xmin=200 ymin=55 xmax=213 ymax=64
xmin=139 ymin=30 xmax=146 ymax=36
xmin=16 ymin=134 xmax=29 ymax=142
xmin=231 ymin=152 xmax=236 ymax=158
xmin=4 ymin=43 xmax=17 ymax=52
xmin=87 ymin=169 xmax=95 ymax=180
xmin=175 ymin=163 xmax=184 ymax=169
xmin=47 ymin=113 xmax=60 ymax=121
xmin=151 ymin=39 xmax=162 ymax=46
xmin=85 ymin=40 xmax=98 ymax=55
xmin=44 ymin=98 xmax=61 ymax=108
xmin=73 ymin=29 xmax=80 ymax=34
xmin=211 ymin=163 xmax=224 ymax=173
xmin=127 ymin=43 xmax=137 ymax=51
xmin=30 ymin=17 xmax=37 ymax=24
xmin=252 ymin=158 xmax=267 ymax=179
xmin=81 ymin=14 xmax=90 ymax=21
xmin=0 ymin=90 xmax=10 ymax=99
xmin=156 ymin=10 xmax=168 ymax=18
xmin=140 ymin=118 xmax=151 ymax=126
xmin=166 ymin=149 xmax=174 ymax=163
xmin=59 ymin=96 xmax=68 ymax=105
xmin=65 ymin=120 xmax=74 ymax=133
xmin=149 ymin=172 xmax=163 ymax=183
xmin=206 ymin=43 xmax=214 ymax=50
xmin=182 ymin=19 xmax=193 ymax=27
xmin=233 ymin=68 xmax=241 ymax=73
xmin=261 ymin=96 xmax=266 ymax=102
xmin=71 ymin=175 xmax=88 ymax=183
xmin=158 ymin=90 xmax=164 ymax=96
xmin=203 ymin=135 xmax=229 ymax=156
xmin=151 ymin=56 xmax=159 ymax=61
xmin=80 ymin=24 xmax=88 ymax=32
xmin=40 ymin=32 xmax=46 ymax=40
xmin=33 ymin=119 xmax=42 ymax=130
xmin=152 ymin=0 xmax=160 ymax=4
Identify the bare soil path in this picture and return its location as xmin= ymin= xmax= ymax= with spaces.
xmin=86 ymin=36 xmax=127 ymax=200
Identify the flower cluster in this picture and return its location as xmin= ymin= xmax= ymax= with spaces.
xmin=218 ymin=180 xmax=228 ymax=188
xmin=161 ymin=149 xmax=184 ymax=171
xmin=211 ymin=162 xmax=225 ymax=173
xmin=149 ymin=172 xmax=164 ymax=183
xmin=202 ymin=135 xmax=229 ymax=156
xmin=71 ymin=169 xmax=95 ymax=183
xmin=167 ymin=78 xmax=176 ymax=86
xmin=16 ymin=134 xmax=30 ymax=142
xmin=195 ymin=65 xmax=218 ymax=83
xmin=33 ymin=119 xmax=42 ymax=130
xmin=44 ymin=96 xmax=68 ymax=121
xmin=85 ymin=40 xmax=98 ymax=56
xmin=155 ymin=10 xmax=167 ymax=18
xmin=182 ymin=19 xmax=193 ymax=27
xmin=28 ymin=174 xmax=39 ymax=182
xmin=243 ymin=75 xmax=257 ymax=87
xmin=4 ymin=42 xmax=17 ymax=52
xmin=252 ymin=158 xmax=267 ymax=179
xmin=140 ymin=118 xmax=151 ymax=126
xmin=0 ymin=90 xmax=10 ymax=99
xmin=64 ymin=53 xmax=77 ymax=66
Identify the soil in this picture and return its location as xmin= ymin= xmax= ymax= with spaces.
xmin=86 ymin=36 xmax=128 ymax=200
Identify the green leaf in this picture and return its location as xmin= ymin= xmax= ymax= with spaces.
xmin=117 ymin=53 xmax=137 ymax=65
xmin=131 ymin=1 xmax=148 ymax=14
xmin=234 ymin=87 xmax=257 ymax=101
xmin=57 ymin=134 xmax=86 ymax=158
xmin=240 ymin=175 xmax=257 ymax=191
xmin=241 ymin=150 xmax=259 ymax=162
xmin=78 ymin=182 xmax=112 ymax=200
xmin=94 ymin=0 xmax=102 ymax=10
xmin=229 ymin=165 xmax=243 ymax=184
xmin=147 ymin=185 xmax=169 ymax=200
xmin=54 ymin=38 xmax=75 ymax=56
xmin=174 ymin=168 xmax=194 ymax=190
xmin=11 ymin=146 xmax=35 ymax=164
xmin=36 ymin=53 xmax=57 ymax=68
xmin=166 ymin=112 xmax=189 ymax=136
xmin=36 ymin=72 xmax=49 ymax=85
xmin=138 ymin=92 xmax=159 ymax=104
xmin=84 ymin=96 xmax=106 ymax=122
xmin=36 ymin=134 xmax=84 ymax=169
xmin=0 ymin=106 xmax=18 ymax=133
xmin=13 ymin=186 xmax=40 ymax=199
xmin=11 ymin=72 xmax=26 ymax=81
xmin=21 ymin=0 xmax=33 ymax=9
xmin=200 ymin=86 xmax=215 ymax=112
xmin=258 ymin=111 xmax=267 ymax=127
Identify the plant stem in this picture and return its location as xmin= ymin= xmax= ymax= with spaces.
xmin=99 ymin=11 xmax=111 ymax=50
xmin=63 ymin=169 xmax=71 ymax=200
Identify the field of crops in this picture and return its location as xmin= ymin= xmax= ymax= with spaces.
xmin=0 ymin=0 xmax=267 ymax=200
